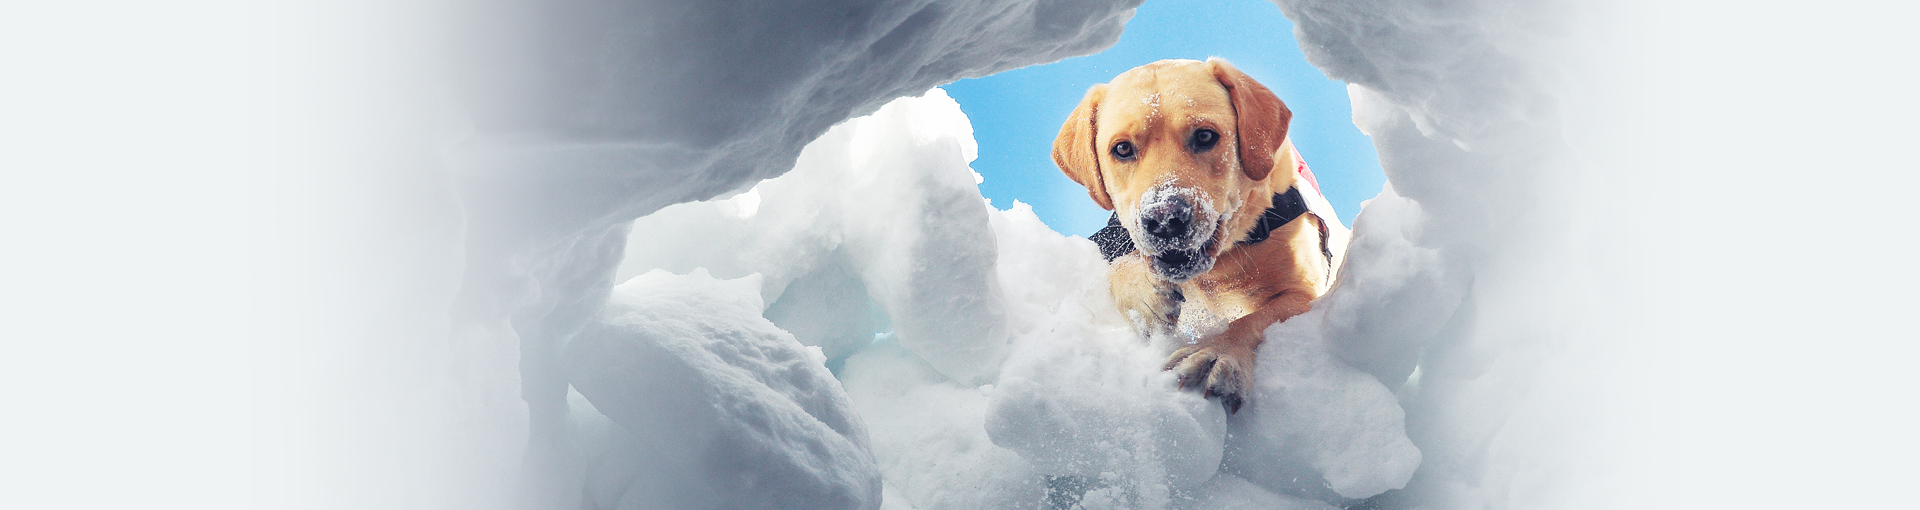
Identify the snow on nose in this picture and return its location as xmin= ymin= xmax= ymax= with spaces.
xmin=1141 ymin=195 xmax=1192 ymax=241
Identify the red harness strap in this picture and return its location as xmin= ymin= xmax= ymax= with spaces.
xmin=1291 ymin=145 xmax=1321 ymax=196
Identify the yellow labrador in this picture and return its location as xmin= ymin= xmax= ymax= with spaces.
xmin=1054 ymin=58 xmax=1338 ymax=413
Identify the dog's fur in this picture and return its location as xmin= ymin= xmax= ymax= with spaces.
xmin=1053 ymin=58 xmax=1339 ymax=413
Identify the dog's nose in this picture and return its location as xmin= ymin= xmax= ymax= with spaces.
xmin=1141 ymin=196 xmax=1193 ymax=240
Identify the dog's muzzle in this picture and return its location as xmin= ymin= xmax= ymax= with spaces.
xmin=1134 ymin=188 xmax=1219 ymax=282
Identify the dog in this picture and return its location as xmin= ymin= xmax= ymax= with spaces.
xmin=1053 ymin=58 xmax=1343 ymax=414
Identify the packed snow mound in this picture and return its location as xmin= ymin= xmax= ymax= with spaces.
xmin=565 ymin=269 xmax=880 ymax=510
xmin=621 ymin=89 xmax=1008 ymax=384
xmin=619 ymin=89 xmax=1418 ymax=508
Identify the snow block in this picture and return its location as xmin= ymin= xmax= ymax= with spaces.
xmin=565 ymin=269 xmax=881 ymax=510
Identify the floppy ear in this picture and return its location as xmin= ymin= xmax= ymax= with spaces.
xmin=1053 ymin=84 xmax=1114 ymax=210
xmin=1208 ymin=58 xmax=1291 ymax=182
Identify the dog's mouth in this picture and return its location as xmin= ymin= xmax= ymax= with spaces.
xmin=1149 ymin=235 xmax=1218 ymax=283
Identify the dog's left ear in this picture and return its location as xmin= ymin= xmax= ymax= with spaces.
xmin=1053 ymin=84 xmax=1114 ymax=210
xmin=1208 ymin=58 xmax=1291 ymax=182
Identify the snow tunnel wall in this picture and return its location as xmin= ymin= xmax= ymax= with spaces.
xmin=20 ymin=0 xmax=1914 ymax=509
xmin=430 ymin=0 xmax=1611 ymax=508
xmin=253 ymin=0 xmax=1913 ymax=509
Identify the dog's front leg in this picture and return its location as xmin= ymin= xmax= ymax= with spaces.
xmin=1109 ymin=254 xmax=1183 ymax=337
xmin=1163 ymin=289 xmax=1314 ymax=414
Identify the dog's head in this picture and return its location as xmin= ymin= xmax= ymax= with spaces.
xmin=1053 ymin=58 xmax=1295 ymax=282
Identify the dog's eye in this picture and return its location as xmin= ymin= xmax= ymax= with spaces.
xmin=1111 ymin=141 xmax=1135 ymax=160
xmin=1191 ymin=129 xmax=1219 ymax=151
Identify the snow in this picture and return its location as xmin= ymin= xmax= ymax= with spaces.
xmin=609 ymin=89 xmax=1417 ymax=508
xmin=1181 ymin=474 xmax=1336 ymax=510
xmin=566 ymin=269 xmax=880 ymax=509
xmin=438 ymin=0 xmax=1143 ymax=484
xmin=619 ymin=89 xmax=1009 ymax=385
xmin=22 ymin=0 xmax=1913 ymax=508
xmin=426 ymin=2 xmax=1145 ymax=507
xmin=841 ymin=341 xmax=1042 ymax=509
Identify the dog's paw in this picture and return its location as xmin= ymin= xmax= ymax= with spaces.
xmin=1111 ymin=257 xmax=1184 ymax=336
xmin=1163 ymin=340 xmax=1256 ymax=414
xmin=1119 ymin=283 xmax=1182 ymax=337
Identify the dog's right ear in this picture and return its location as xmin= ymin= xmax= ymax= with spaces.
xmin=1053 ymin=84 xmax=1114 ymax=210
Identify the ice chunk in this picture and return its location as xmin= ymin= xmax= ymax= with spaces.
xmin=565 ymin=269 xmax=880 ymax=510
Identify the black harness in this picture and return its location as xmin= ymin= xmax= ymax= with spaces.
xmin=1092 ymin=187 xmax=1331 ymax=264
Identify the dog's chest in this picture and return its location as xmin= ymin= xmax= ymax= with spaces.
xmin=1179 ymin=230 xmax=1314 ymax=320
xmin=1181 ymin=272 xmax=1260 ymax=322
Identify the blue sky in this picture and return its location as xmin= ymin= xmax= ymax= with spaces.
xmin=944 ymin=0 xmax=1383 ymax=237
